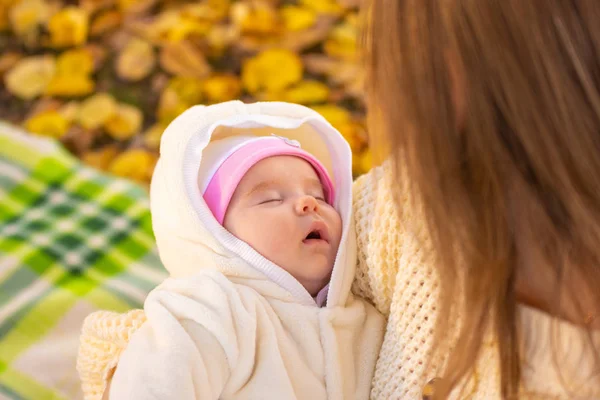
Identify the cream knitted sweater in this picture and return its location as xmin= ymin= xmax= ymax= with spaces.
xmin=79 ymin=160 xmax=600 ymax=399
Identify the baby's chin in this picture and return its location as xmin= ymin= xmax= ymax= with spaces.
xmin=299 ymin=261 xmax=334 ymax=284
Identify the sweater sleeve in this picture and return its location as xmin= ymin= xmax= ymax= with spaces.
xmin=77 ymin=309 xmax=146 ymax=400
xmin=351 ymin=161 xmax=446 ymax=399
xmin=352 ymin=161 xmax=406 ymax=316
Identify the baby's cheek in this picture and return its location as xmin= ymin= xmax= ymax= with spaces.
xmin=263 ymin=226 xmax=290 ymax=248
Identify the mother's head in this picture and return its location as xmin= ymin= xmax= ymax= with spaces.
xmin=366 ymin=1 xmax=600 ymax=397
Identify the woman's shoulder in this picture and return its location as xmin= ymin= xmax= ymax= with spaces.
xmin=352 ymin=161 xmax=439 ymax=316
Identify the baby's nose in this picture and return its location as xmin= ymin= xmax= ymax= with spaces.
xmin=296 ymin=195 xmax=319 ymax=214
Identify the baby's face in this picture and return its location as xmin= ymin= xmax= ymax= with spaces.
xmin=223 ymin=156 xmax=342 ymax=296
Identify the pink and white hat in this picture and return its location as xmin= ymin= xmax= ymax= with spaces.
xmin=198 ymin=135 xmax=335 ymax=224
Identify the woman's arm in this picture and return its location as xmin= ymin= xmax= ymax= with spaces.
xmin=352 ymin=162 xmax=402 ymax=316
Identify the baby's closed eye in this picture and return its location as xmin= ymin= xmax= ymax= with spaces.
xmin=259 ymin=198 xmax=283 ymax=204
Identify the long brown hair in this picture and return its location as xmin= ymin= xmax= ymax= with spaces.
xmin=365 ymin=1 xmax=600 ymax=397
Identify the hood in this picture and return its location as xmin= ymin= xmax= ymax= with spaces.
xmin=150 ymin=101 xmax=356 ymax=308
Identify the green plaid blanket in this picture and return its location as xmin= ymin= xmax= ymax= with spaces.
xmin=0 ymin=122 xmax=167 ymax=399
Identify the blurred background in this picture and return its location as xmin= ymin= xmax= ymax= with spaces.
xmin=0 ymin=0 xmax=371 ymax=184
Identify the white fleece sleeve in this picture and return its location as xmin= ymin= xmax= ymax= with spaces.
xmin=107 ymin=273 xmax=255 ymax=399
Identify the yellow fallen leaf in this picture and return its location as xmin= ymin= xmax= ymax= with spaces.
xmin=181 ymin=1 xmax=228 ymax=23
xmin=168 ymin=76 xmax=204 ymax=105
xmin=143 ymin=122 xmax=166 ymax=149
xmin=171 ymin=17 xmax=211 ymax=41
xmin=300 ymin=0 xmax=343 ymax=16
xmin=82 ymin=145 xmax=119 ymax=171
xmin=143 ymin=10 xmax=177 ymax=41
xmin=283 ymin=80 xmax=329 ymax=105
xmin=47 ymin=7 xmax=88 ymax=48
xmin=24 ymin=110 xmax=70 ymax=138
xmin=9 ymin=0 xmax=48 ymax=36
xmin=104 ymin=103 xmax=143 ymax=140
xmin=324 ymin=19 xmax=358 ymax=61
xmin=281 ymin=5 xmax=316 ymax=32
xmin=56 ymin=48 xmax=94 ymax=75
xmin=77 ymin=93 xmax=117 ymax=129
xmin=242 ymin=48 xmax=302 ymax=94
xmin=45 ymin=74 xmax=95 ymax=97
xmin=230 ymin=1 xmax=279 ymax=35
xmin=149 ymin=10 xmax=210 ymax=42
xmin=203 ymin=74 xmax=241 ymax=103
xmin=43 ymin=48 xmax=95 ymax=97
xmin=90 ymin=9 xmax=121 ymax=37
xmin=310 ymin=104 xmax=351 ymax=127
xmin=116 ymin=38 xmax=155 ymax=81
xmin=159 ymin=40 xmax=210 ymax=78
xmin=109 ymin=148 xmax=157 ymax=183
xmin=205 ymin=24 xmax=238 ymax=55
xmin=157 ymin=89 xmax=190 ymax=125
xmin=4 ymin=55 xmax=55 ymax=100
xmin=157 ymin=77 xmax=202 ymax=123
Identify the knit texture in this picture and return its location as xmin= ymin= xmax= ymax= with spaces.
xmin=77 ymin=310 xmax=146 ymax=400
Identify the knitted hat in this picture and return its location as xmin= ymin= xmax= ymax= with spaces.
xmin=198 ymin=135 xmax=335 ymax=224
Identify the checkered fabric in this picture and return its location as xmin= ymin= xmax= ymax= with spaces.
xmin=0 ymin=122 xmax=167 ymax=400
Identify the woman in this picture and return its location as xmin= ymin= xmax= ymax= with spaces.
xmin=355 ymin=0 xmax=600 ymax=398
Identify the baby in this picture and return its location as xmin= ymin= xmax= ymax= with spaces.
xmin=85 ymin=101 xmax=384 ymax=400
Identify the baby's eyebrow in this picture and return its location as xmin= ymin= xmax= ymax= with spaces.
xmin=245 ymin=180 xmax=279 ymax=198
xmin=305 ymin=177 xmax=324 ymax=193
xmin=244 ymin=178 xmax=324 ymax=198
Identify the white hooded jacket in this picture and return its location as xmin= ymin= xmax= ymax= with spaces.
xmin=108 ymin=101 xmax=386 ymax=400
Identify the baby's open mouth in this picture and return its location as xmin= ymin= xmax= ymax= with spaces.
xmin=303 ymin=221 xmax=329 ymax=244
xmin=305 ymin=231 xmax=322 ymax=240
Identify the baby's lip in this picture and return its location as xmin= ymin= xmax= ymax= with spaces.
xmin=303 ymin=220 xmax=330 ymax=243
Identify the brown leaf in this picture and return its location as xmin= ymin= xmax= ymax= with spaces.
xmin=82 ymin=145 xmax=119 ymax=171
xmin=61 ymin=125 xmax=98 ymax=156
xmin=336 ymin=0 xmax=362 ymax=9
xmin=80 ymin=0 xmax=115 ymax=15
xmin=151 ymin=72 xmax=169 ymax=94
xmin=0 ymin=51 xmax=22 ymax=78
xmin=303 ymin=54 xmax=339 ymax=75
xmin=159 ymin=40 xmax=210 ymax=78
xmin=27 ymin=98 xmax=63 ymax=118
xmin=117 ymin=0 xmax=157 ymax=15
xmin=280 ymin=15 xmax=334 ymax=52
xmin=82 ymin=43 xmax=108 ymax=71
xmin=90 ymin=10 xmax=122 ymax=37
